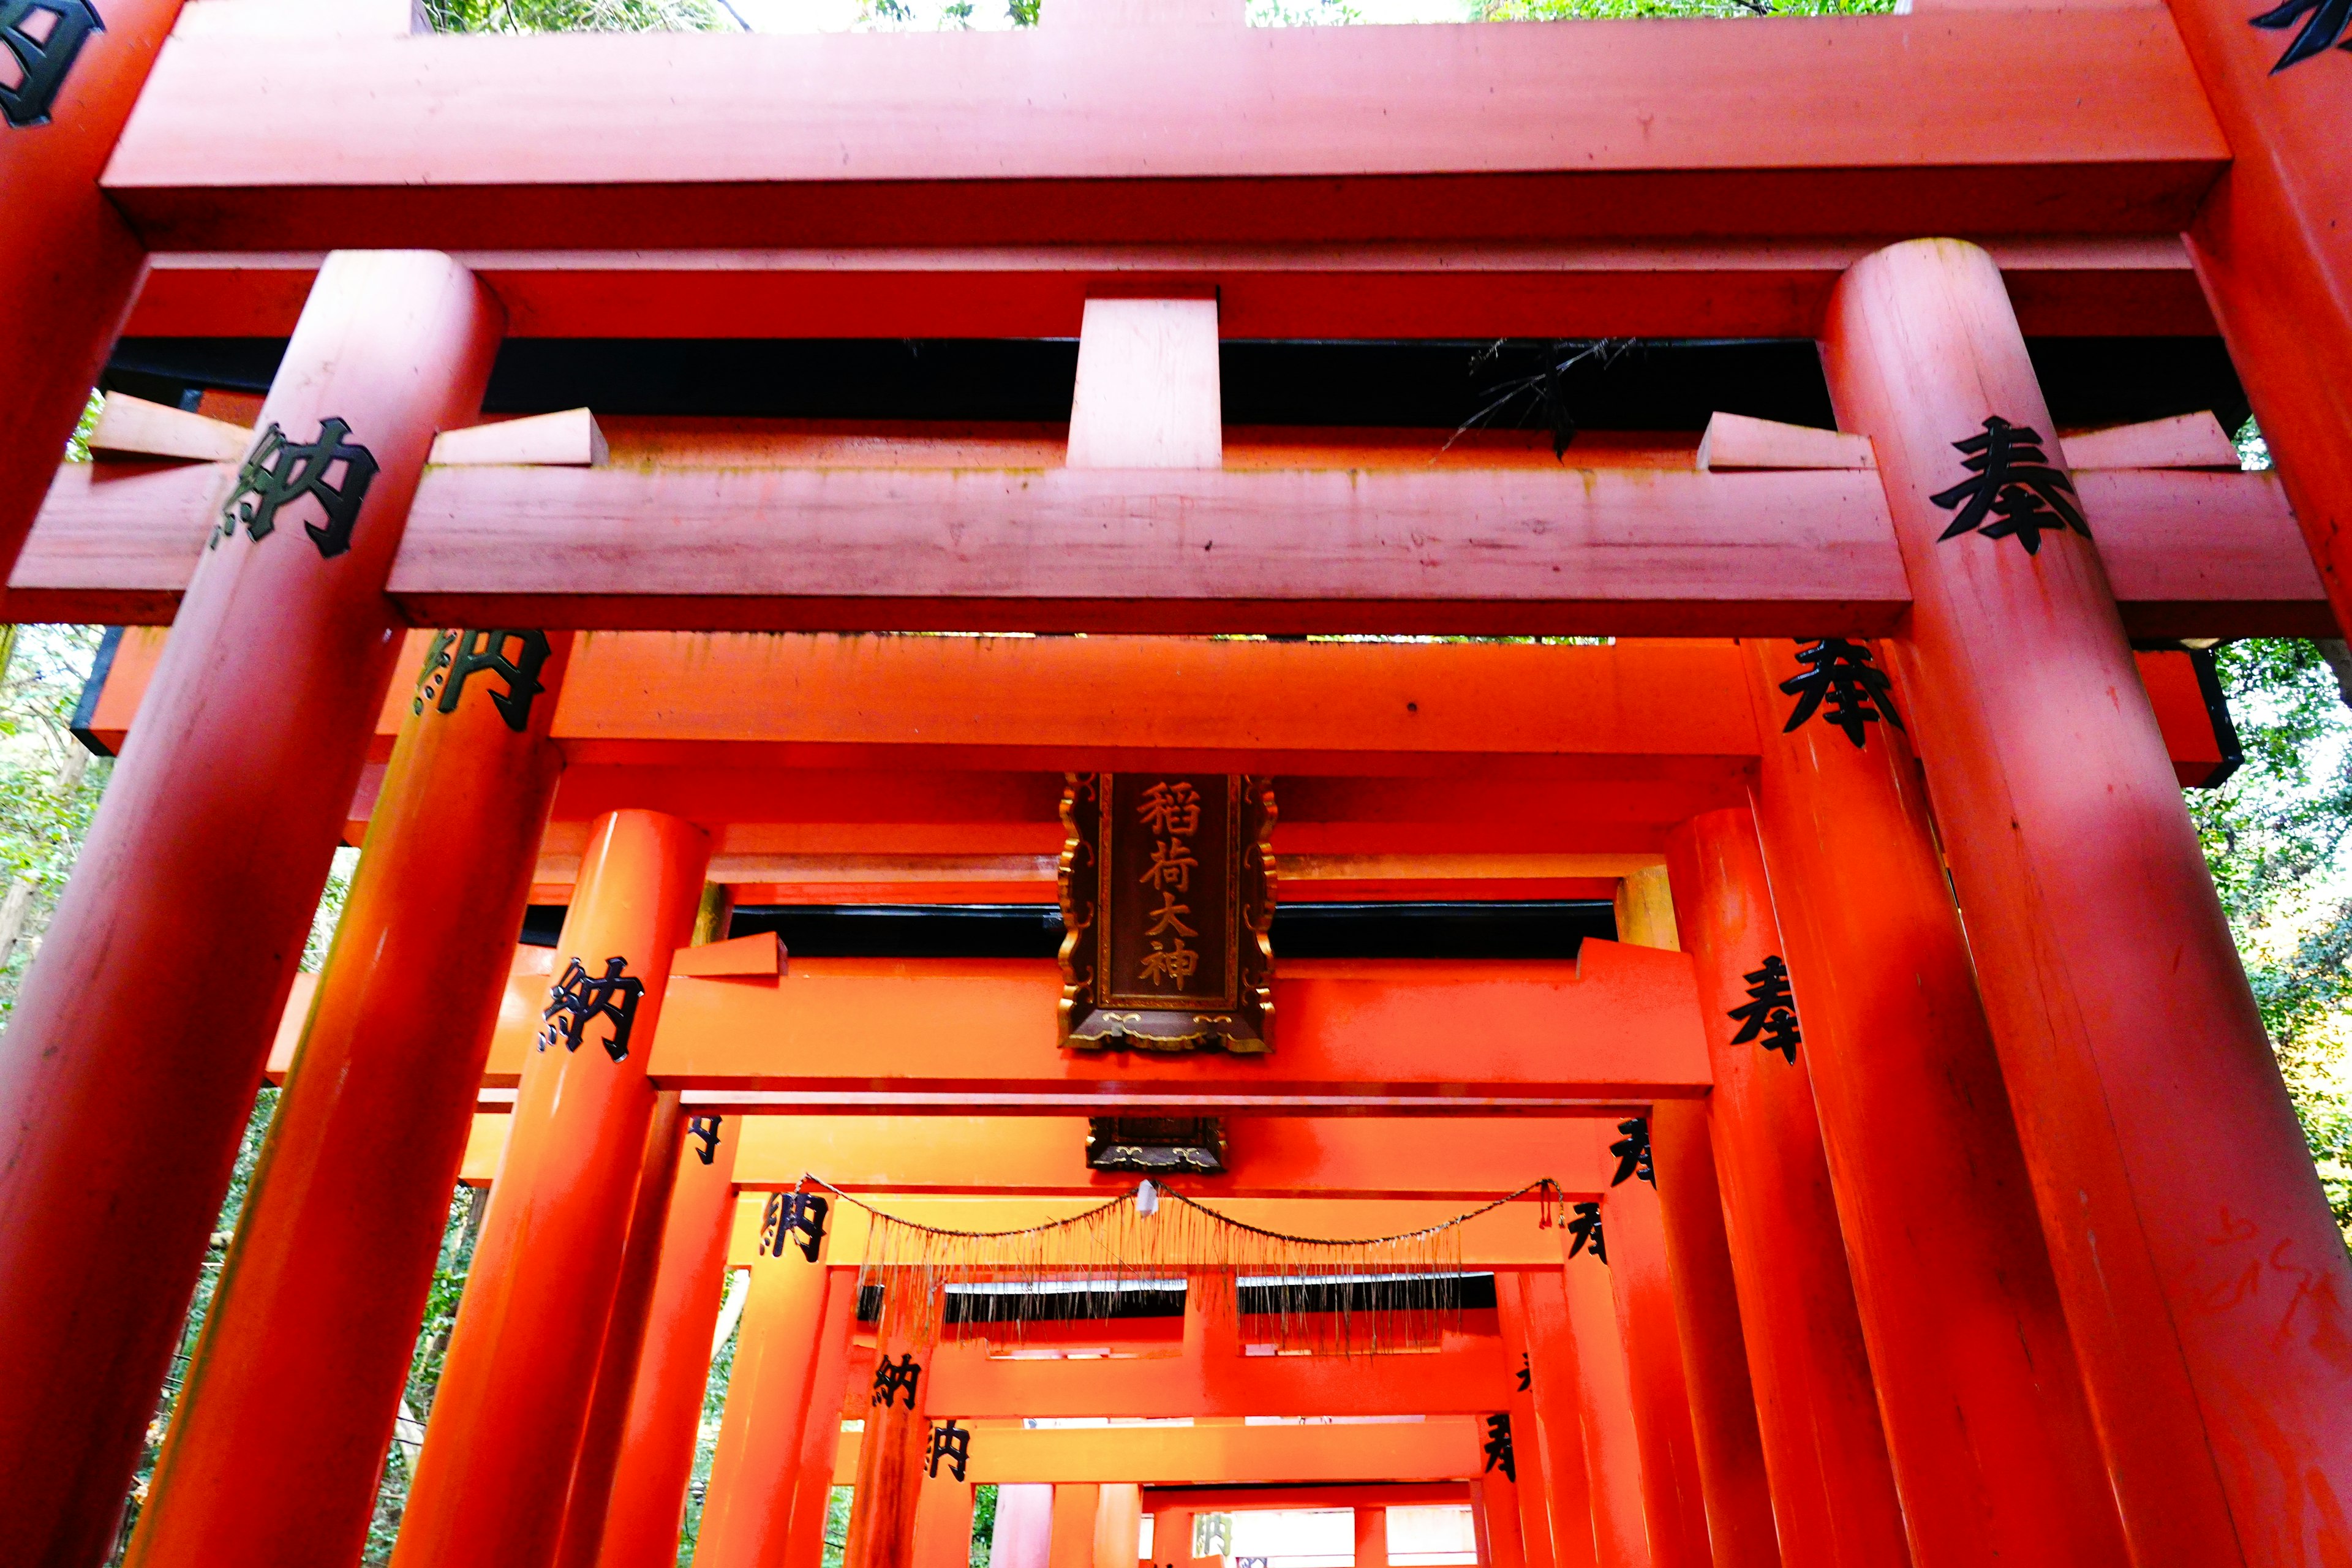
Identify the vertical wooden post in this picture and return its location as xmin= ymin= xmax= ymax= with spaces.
xmin=1825 ymin=236 xmax=2352 ymax=1568
xmin=997 ymin=1487 xmax=1059 ymax=1568
xmin=1743 ymin=633 xmax=2127 ymax=1568
xmin=1496 ymin=1271 xmax=1586 ymax=1568
xmin=1600 ymin=1178 xmax=1711 ymax=1568
xmin=1500 ymin=1273 xmax=1601 ymax=1568
xmin=593 ymin=1115 xmax=745 ymax=1568
xmin=697 ymin=1221 xmax=843 ymax=1568
xmin=0 ymin=0 xmax=190 ymax=583
xmin=913 ymin=1474 xmax=976 ymax=1568
xmin=0 ymin=251 xmax=502 ymax=1568
xmin=390 ymin=809 xmax=712 ymax=1568
xmin=1354 ymin=1509 xmax=1389 ymax=1568
xmin=1664 ymin=808 xmax=1908 ymax=1568
xmin=1550 ymin=1259 xmax=1650 ymax=1568
xmin=1472 ymin=1466 xmax=1529 ymax=1568
xmin=1096 ymin=1486 xmax=1144 ymax=1568
xmin=1644 ymin=1105 xmax=1779 ymax=1568
xmin=557 ymin=1093 xmax=692 ymax=1568
xmin=122 ymin=625 xmax=573 ymax=1568
xmin=1152 ymin=1504 xmax=1196 ymax=1568
xmin=775 ymin=1270 xmax=862 ymax=1568
xmin=1051 ymin=1487 xmax=1105 ymax=1568
xmin=2163 ymin=0 xmax=2352 ymax=640
xmin=843 ymin=1287 xmax=938 ymax=1568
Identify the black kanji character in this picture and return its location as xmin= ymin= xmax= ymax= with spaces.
xmin=1567 ymin=1201 xmax=1607 ymax=1265
xmin=538 ymin=956 xmax=644 ymax=1063
xmin=688 ymin=1115 xmax=723 ymax=1166
xmin=1780 ymin=638 xmax=1905 ymax=750
xmin=1928 ymin=416 xmax=2087 ymax=556
xmin=216 ymin=418 xmax=381 ymax=559
xmin=873 ymin=1353 xmax=922 ymax=1410
xmin=2251 ymin=0 xmax=2352 ymax=70
xmin=1515 ymin=1351 xmax=1532 ymax=1393
xmin=1 ymin=1 xmax=102 ymax=130
xmin=414 ymin=628 xmax=554 ymax=733
xmin=1727 ymin=955 xmax=1802 ymax=1065
xmin=1482 ymin=1412 xmax=1516 ymax=1482
xmin=760 ymin=1192 xmax=831 ymax=1262
xmin=1609 ymin=1117 xmax=1655 ymax=1188
xmin=928 ymin=1419 xmax=972 ymax=1480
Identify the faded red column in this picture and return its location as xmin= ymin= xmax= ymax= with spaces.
xmin=556 ymin=1092 xmax=693 ymax=1568
xmin=1354 ymin=1509 xmax=1389 ymax=1568
xmin=1643 ymin=1106 xmax=1779 ymax=1568
xmin=1599 ymin=1175 xmax=1711 ymax=1568
xmin=696 ymin=1215 xmax=845 ymax=1568
xmin=0 ymin=251 xmax=501 ymax=1568
xmin=916 ymin=1475 xmax=978 ymax=1568
xmin=1500 ymin=1272 xmax=1600 ymax=1568
xmin=1664 ymin=808 xmax=1908 ymax=1568
xmin=1742 ymin=633 xmax=2127 ymax=1568
xmin=0 ymin=0 xmax=190 ymax=579
xmin=592 ymin=1114 xmax=745 ymax=1568
xmin=390 ymin=809 xmax=712 ymax=1568
xmin=1825 ymin=236 xmax=2352 ymax=1568
xmin=844 ymin=1285 xmax=940 ymax=1568
xmin=120 ymin=625 xmax=573 ymax=1568
xmin=2163 ymin=0 xmax=2352 ymax=635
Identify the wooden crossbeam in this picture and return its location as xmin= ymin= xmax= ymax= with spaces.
xmin=832 ymin=1417 xmax=1484 ymax=1485
xmin=13 ymin=461 xmax=2321 ymax=637
xmin=458 ymin=1114 xmax=1626 ymax=1197
xmin=104 ymin=17 xmax=2221 ymax=254
xmin=122 ymin=238 xmax=2222 ymax=341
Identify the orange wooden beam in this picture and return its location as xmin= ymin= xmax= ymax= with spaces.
xmin=104 ymin=18 xmax=2221 ymax=255
xmin=621 ymin=944 xmax=1708 ymax=1111
xmin=1140 ymin=1485 xmax=1468 ymax=1513
xmin=12 ymin=461 xmax=2322 ymax=638
xmin=121 ymin=238 xmax=2219 ymax=342
xmin=832 ymin=1419 xmax=1486 ymax=1486
xmin=459 ymin=1114 xmax=1624 ymax=1198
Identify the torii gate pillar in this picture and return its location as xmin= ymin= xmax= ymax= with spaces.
xmin=123 ymin=627 xmax=574 ymax=1568
xmin=389 ymin=809 xmax=712 ymax=1568
xmin=0 ymin=250 xmax=502 ymax=1568
xmin=1824 ymin=236 xmax=2352 ymax=1568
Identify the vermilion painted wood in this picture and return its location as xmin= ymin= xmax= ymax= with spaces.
xmin=554 ymin=1095 xmax=692 ymax=1568
xmin=1498 ymin=1275 xmax=1600 ymax=1568
xmin=391 ymin=810 xmax=711 ymax=1568
xmin=1052 ymin=1486 xmax=1103 ymax=1568
xmin=779 ymin=1271 xmax=864 ymax=1568
xmin=120 ymin=238 xmax=2220 ymax=342
xmin=694 ymin=1246 xmax=843 ymax=1568
xmin=1599 ymin=1178 xmax=1711 ymax=1568
xmin=1551 ymin=1259 xmax=1649 ymax=1568
xmin=1496 ymin=1273 xmax=1591 ymax=1568
xmin=1825 ymin=238 xmax=2352 ymax=1568
xmin=2171 ymin=0 xmax=2352 ymax=641
xmin=0 ymin=251 xmax=500 ymax=1568
xmin=1474 ymin=1463 xmax=1531 ymax=1568
xmin=13 ymin=458 xmax=2325 ymax=638
xmin=842 ymin=1420 xmax=1487 ymax=1486
xmin=592 ymin=1116 xmax=743 ymax=1568
xmin=1093 ymin=1486 xmax=1143 ymax=1568
xmin=1645 ymin=1104 xmax=1779 ymax=1568
xmin=119 ymin=627 xmax=573 ymax=1568
xmin=1144 ymin=1485 xmax=1469 ymax=1514
xmin=104 ymin=17 xmax=2222 ymax=252
xmin=1743 ymin=636 xmax=2128 ymax=1568
xmin=606 ymin=945 xmax=1715 ymax=1106
xmin=0 ymin=0 xmax=186 ymax=611
xmin=1662 ymin=809 xmax=1907 ymax=1568
xmin=916 ymin=1479 xmax=979 ymax=1568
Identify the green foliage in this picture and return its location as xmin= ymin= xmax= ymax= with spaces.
xmin=971 ymin=1483 xmax=998 ymax=1567
xmin=0 ymin=625 xmax=113 ymax=1021
xmin=674 ymin=1272 xmax=747 ymax=1566
xmin=1248 ymin=0 xmax=1360 ymax=23
xmin=824 ymin=1485 xmax=855 ymax=1568
xmin=426 ymin=0 xmax=723 ymax=30
xmin=2190 ymin=636 xmax=2352 ymax=1243
xmin=66 ymin=389 xmax=104 ymax=462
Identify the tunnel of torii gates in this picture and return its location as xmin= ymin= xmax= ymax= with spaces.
xmin=4 ymin=3 xmax=2352 ymax=1568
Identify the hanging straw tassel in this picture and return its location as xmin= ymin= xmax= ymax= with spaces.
xmin=801 ymin=1174 xmax=1561 ymax=1358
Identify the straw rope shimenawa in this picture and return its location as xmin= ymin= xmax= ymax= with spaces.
xmin=797 ymin=1174 xmax=1567 ymax=1356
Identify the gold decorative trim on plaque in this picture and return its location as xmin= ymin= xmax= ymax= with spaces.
xmin=1058 ymin=773 xmax=1275 ymax=1054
